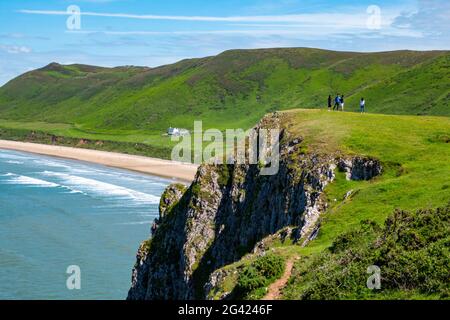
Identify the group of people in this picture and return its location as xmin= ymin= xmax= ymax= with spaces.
xmin=327 ymin=94 xmax=366 ymax=113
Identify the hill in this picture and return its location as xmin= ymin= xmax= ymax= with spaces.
xmin=127 ymin=109 xmax=450 ymax=300
xmin=0 ymin=48 xmax=449 ymax=138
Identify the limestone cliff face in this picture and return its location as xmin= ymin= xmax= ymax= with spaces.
xmin=127 ymin=115 xmax=382 ymax=300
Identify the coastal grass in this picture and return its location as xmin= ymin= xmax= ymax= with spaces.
xmin=0 ymin=118 xmax=236 ymax=162
xmin=208 ymin=109 xmax=449 ymax=300
xmin=277 ymin=110 xmax=450 ymax=299
xmin=0 ymin=126 xmax=173 ymax=160
xmin=283 ymin=109 xmax=450 ymax=257
xmin=0 ymin=118 xmax=172 ymax=146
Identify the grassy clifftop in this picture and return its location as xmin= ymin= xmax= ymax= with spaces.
xmin=0 ymin=48 xmax=448 ymax=135
xmin=207 ymin=109 xmax=450 ymax=300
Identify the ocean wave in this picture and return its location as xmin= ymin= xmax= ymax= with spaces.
xmin=6 ymin=160 xmax=24 ymax=164
xmin=69 ymin=167 xmax=170 ymax=187
xmin=1 ymin=173 xmax=86 ymax=195
xmin=139 ymin=214 xmax=159 ymax=218
xmin=66 ymin=189 xmax=86 ymax=194
xmin=32 ymin=159 xmax=73 ymax=170
xmin=41 ymin=171 xmax=160 ymax=204
xmin=4 ymin=151 xmax=169 ymax=187
xmin=116 ymin=221 xmax=154 ymax=225
xmin=33 ymin=159 xmax=107 ymax=177
xmin=0 ymin=153 xmax=30 ymax=161
xmin=3 ymin=173 xmax=59 ymax=188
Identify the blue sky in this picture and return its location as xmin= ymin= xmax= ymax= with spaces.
xmin=0 ymin=0 xmax=449 ymax=85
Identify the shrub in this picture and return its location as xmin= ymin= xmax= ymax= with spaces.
xmin=253 ymin=254 xmax=285 ymax=279
xmin=283 ymin=204 xmax=450 ymax=300
xmin=235 ymin=253 xmax=285 ymax=299
xmin=237 ymin=266 xmax=267 ymax=292
xmin=217 ymin=165 xmax=232 ymax=187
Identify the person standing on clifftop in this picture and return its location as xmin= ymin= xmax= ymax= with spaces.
xmin=328 ymin=95 xmax=332 ymax=111
xmin=333 ymin=94 xmax=340 ymax=111
xmin=360 ymin=98 xmax=366 ymax=113
xmin=340 ymin=95 xmax=345 ymax=111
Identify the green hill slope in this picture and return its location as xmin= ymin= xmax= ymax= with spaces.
xmin=0 ymin=48 xmax=448 ymax=133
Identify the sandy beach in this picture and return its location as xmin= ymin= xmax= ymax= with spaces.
xmin=0 ymin=140 xmax=198 ymax=183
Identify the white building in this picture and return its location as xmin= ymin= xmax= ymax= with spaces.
xmin=168 ymin=127 xmax=180 ymax=136
xmin=168 ymin=127 xmax=189 ymax=136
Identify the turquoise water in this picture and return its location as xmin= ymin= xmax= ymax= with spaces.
xmin=0 ymin=149 xmax=171 ymax=300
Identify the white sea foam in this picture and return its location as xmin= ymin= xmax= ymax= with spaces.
xmin=32 ymin=159 xmax=73 ymax=170
xmin=6 ymin=160 xmax=24 ymax=164
xmin=41 ymin=171 xmax=160 ymax=204
xmin=0 ymin=153 xmax=30 ymax=161
xmin=117 ymin=221 xmax=154 ymax=225
xmin=1 ymin=172 xmax=84 ymax=194
xmin=67 ymin=189 xmax=86 ymax=194
xmin=4 ymin=173 xmax=59 ymax=188
xmin=140 ymin=214 xmax=159 ymax=218
xmin=73 ymin=167 xmax=169 ymax=187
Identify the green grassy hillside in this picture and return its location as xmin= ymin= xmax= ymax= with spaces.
xmin=207 ymin=109 xmax=450 ymax=300
xmin=0 ymin=48 xmax=448 ymax=159
xmin=0 ymin=48 xmax=449 ymax=133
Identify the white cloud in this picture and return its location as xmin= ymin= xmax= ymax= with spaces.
xmin=392 ymin=0 xmax=450 ymax=37
xmin=0 ymin=45 xmax=32 ymax=54
xmin=65 ymin=24 xmax=423 ymax=39
xmin=18 ymin=9 xmax=392 ymax=24
xmin=19 ymin=7 xmax=414 ymax=40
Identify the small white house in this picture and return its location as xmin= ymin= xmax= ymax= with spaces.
xmin=168 ymin=127 xmax=180 ymax=136
xmin=168 ymin=127 xmax=189 ymax=136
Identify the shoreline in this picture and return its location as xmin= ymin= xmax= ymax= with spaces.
xmin=0 ymin=140 xmax=198 ymax=183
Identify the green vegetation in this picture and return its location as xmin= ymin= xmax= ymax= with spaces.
xmin=282 ymin=110 xmax=450 ymax=299
xmin=0 ymin=48 xmax=448 ymax=157
xmin=141 ymin=239 xmax=153 ymax=255
xmin=208 ymin=109 xmax=450 ymax=300
xmin=159 ymin=183 xmax=187 ymax=217
xmin=235 ymin=254 xmax=285 ymax=300
xmin=217 ymin=164 xmax=232 ymax=187
xmin=0 ymin=126 xmax=172 ymax=159
xmin=283 ymin=205 xmax=449 ymax=300
xmin=285 ymin=110 xmax=450 ymax=257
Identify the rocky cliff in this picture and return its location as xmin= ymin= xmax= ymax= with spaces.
xmin=127 ymin=114 xmax=382 ymax=300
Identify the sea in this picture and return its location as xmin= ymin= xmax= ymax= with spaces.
xmin=0 ymin=148 xmax=171 ymax=300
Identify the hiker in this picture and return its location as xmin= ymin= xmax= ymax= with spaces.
xmin=340 ymin=95 xmax=345 ymax=111
xmin=360 ymin=98 xmax=365 ymax=113
xmin=328 ymin=95 xmax=332 ymax=111
xmin=333 ymin=94 xmax=340 ymax=110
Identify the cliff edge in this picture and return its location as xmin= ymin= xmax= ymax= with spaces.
xmin=127 ymin=112 xmax=382 ymax=300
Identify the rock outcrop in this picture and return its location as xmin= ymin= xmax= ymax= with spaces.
xmin=338 ymin=157 xmax=382 ymax=181
xmin=127 ymin=115 xmax=382 ymax=300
